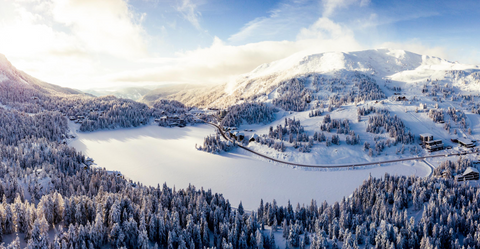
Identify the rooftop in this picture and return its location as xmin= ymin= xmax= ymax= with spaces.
xmin=464 ymin=167 xmax=479 ymax=175
xmin=420 ymin=133 xmax=433 ymax=137
xmin=458 ymin=138 xmax=474 ymax=144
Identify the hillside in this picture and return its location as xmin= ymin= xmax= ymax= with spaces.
xmin=0 ymin=54 xmax=172 ymax=132
xmin=0 ymin=54 xmax=85 ymax=97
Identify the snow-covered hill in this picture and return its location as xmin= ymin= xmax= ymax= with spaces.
xmin=166 ymin=48 xmax=479 ymax=108
xmin=0 ymin=53 xmax=84 ymax=96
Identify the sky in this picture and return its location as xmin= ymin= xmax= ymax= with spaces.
xmin=0 ymin=0 xmax=479 ymax=89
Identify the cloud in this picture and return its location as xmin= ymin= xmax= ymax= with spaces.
xmin=175 ymin=0 xmax=202 ymax=30
xmin=322 ymin=0 xmax=370 ymax=17
xmin=109 ymin=37 xmax=301 ymax=84
xmin=51 ymin=0 xmax=147 ymax=58
xmin=228 ymin=0 xmax=319 ymax=44
xmin=111 ymin=17 xmax=363 ymax=85
xmin=379 ymin=41 xmax=449 ymax=59
xmin=0 ymin=0 xmax=148 ymax=59
xmin=0 ymin=0 xmax=150 ymax=88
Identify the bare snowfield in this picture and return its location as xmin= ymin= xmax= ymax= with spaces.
xmin=70 ymin=123 xmax=430 ymax=210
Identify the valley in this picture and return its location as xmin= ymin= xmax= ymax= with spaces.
xmin=68 ymin=122 xmax=429 ymax=211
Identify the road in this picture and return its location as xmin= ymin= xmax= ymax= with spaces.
xmin=206 ymin=122 xmax=478 ymax=169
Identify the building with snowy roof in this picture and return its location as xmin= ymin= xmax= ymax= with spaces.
xmin=456 ymin=167 xmax=479 ymax=181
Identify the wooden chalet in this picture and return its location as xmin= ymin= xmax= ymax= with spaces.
xmin=456 ymin=167 xmax=480 ymax=181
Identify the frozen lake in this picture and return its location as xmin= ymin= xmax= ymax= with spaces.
xmin=70 ymin=124 xmax=429 ymax=210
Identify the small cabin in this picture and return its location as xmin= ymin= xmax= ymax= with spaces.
xmin=237 ymin=133 xmax=245 ymax=141
xmin=85 ymin=157 xmax=94 ymax=166
xmin=456 ymin=167 xmax=480 ymax=181
xmin=249 ymin=134 xmax=259 ymax=142
xmin=458 ymin=138 xmax=475 ymax=148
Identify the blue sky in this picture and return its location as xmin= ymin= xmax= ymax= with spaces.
xmin=0 ymin=0 xmax=479 ymax=89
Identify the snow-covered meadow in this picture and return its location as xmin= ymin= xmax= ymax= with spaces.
xmin=70 ymin=123 xmax=430 ymax=210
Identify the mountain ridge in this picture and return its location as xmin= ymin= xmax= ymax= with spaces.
xmin=163 ymin=48 xmax=479 ymax=108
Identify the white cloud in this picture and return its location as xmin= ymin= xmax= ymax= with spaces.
xmin=379 ymin=41 xmax=449 ymax=59
xmin=0 ymin=0 xmax=151 ymax=88
xmin=322 ymin=0 xmax=370 ymax=17
xmin=51 ymin=0 xmax=147 ymax=58
xmin=175 ymin=0 xmax=202 ymax=30
xmin=0 ymin=0 xmax=147 ymax=59
xmin=109 ymin=38 xmax=301 ymax=84
xmin=227 ymin=0 xmax=318 ymax=44
xmin=110 ymin=17 xmax=363 ymax=85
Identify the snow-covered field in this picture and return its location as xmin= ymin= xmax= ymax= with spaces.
xmin=70 ymin=123 xmax=430 ymax=210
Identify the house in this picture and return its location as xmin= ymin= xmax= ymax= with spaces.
xmin=249 ymin=134 xmax=259 ymax=142
xmin=236 ymin=132 xmax=245 ymax=141
xmin=85 ymin=157 xmax=94 ymax=166
xmin=456 ymin=167 xmax=480 ymax=181
xmin=81 ymin=163 xmax=89 ymax=170
xmin=420 ymin=133 xmax=433 ymax=143
xmin=230 ymin=132 xmax=245 ymax=141
xmin=458 ymin=138 xmax=475 ymax=148
xmin=69 ymin=116 xmax=77 ymax=121
xmin=472 ymin=156 xmax=480 ymax=165
xmin=419 ymin=134 xmax=443 ymax=151
xmin=425 ymin=140 xmax=444 ymax=151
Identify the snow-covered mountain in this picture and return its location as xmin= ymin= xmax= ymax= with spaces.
xmin=0 ymin=53 xmax=84 ymax=96
xmin=165 ymin=48 xmax=480 ymax=108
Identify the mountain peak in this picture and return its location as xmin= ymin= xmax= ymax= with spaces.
xmin=244 ymin=48 xmax=463 ymax=81
xmin=0 ymin=53 xmax=14 ymax=73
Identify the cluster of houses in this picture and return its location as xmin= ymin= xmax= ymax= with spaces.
xmin=81 ymin=157 xmax=95 ymax=170
xmin=394 ymin=95 xmax=408 ymax=101
xmin=69 ymin=115 xmax=86 ymax=123
xmin=154 ymin=115 xmax=186 ymax=127
xmin=224 ymin=127 xmax=254 ymax=142
xmin=68 ymin=109 xmax=105 ymax=124
xmin=420 ymin=133 xmax=478 ymax=152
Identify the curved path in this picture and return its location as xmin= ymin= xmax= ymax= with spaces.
xmin=206 ymin=122 xmax=478 ymax=169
